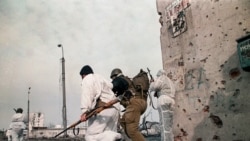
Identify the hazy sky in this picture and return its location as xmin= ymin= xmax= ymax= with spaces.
xmin=0 ymin=0 xmax=162 ymax=129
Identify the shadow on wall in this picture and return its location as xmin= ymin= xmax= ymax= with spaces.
xmin=191 ymin=51 xmax=250 ymax=141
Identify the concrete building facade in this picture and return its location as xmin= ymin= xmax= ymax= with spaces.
xmin=30 ymin=112 xmax=45 ymax=128
xmin=156 ymin=0 xmax=250 ymax=141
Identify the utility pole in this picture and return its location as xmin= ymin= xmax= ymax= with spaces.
xmin=27 ymin=87 xmax=31 ymax=140
xmin=58 ymin=44 xmax=67 ymax=137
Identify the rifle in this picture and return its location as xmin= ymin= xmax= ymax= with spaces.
xmin=147 ymin=68 xmax=154 ymax=82
xmin=147 ymin=68 xmax=158 ymax=110
xmin=147 ymin=68 xmax=158 ymax=98
xmin=54 ymin=98 xmax=120 ymax=138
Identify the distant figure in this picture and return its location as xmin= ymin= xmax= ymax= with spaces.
xmin=79 ymin=65 xmax=121 ymax=141
xmin=149 ymin=69 xmax=176 ymax=141
xmin=6 ymin=129 xmax=12 ymax=141
xmin=9 ymin=108 xmax=27 ymax=141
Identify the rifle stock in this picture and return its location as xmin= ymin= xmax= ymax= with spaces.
xmin=54 ymin=98 xmax=119 ymax=138
xmin=85 ymin=98 xmax=119 ymax=119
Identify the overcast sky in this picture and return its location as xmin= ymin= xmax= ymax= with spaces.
xmin=0 ymin=0 xmax=162 ymax=129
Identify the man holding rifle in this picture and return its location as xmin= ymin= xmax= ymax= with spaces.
xmin=79 ymin=65 xmax=122 ymax=141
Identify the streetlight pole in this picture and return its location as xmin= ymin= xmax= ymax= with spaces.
xmin=58 ymin=44 xmax=67 ymax=137
xmin=27 ymin=87 xmax=31 ymax=140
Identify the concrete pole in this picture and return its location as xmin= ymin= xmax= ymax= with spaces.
xmin=27 ymin=87 xmax=31 ymax=140
xmin=58 ymin=44 xmax=67 ymax=137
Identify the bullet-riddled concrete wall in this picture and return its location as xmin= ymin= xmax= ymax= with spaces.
xmin=156 ymin=0 xmax=250 ymax=141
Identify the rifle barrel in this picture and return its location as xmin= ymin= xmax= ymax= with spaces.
xmin=147 ymin=67 xmax=154 ymax=81
xmin=54 ymin=120 xmax=81 ymax=138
